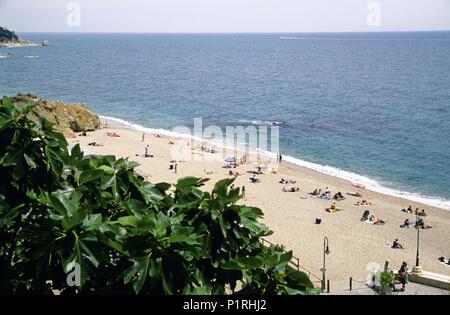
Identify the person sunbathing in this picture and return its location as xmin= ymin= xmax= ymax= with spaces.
xmin=106 ymin=132 xmax=120 ymax=137
xmin=282 ymin=186 xmax=300 ymax=192
xmin=392 ymin=239 xmax=403 ymax=249
xmin=418 ymin=209 xmax=428 ymax=217
xmin=401 ymin=219 xmax=411 ymax=228
xmin=369 ymin=215 xmax=385 ymax=225
xmin=88 ymin=142 xmax=103 ymax=147
xmin=416 ymin=218 xmax=432 ymax=229
xmin=228 ymin=170 xmax=240 ymax=177
xmin=333 ymin=192 xmax=345 ymax=201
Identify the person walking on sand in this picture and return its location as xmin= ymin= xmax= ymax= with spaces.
xmin=174 ymin=163 xmax=178 ymax=174
xmin=141 ymin=132 xmax=146 ymax=142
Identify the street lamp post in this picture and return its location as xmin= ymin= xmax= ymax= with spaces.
xmin=321 ymin=237 xmax=330 ymax=292
xmin=413 ymin=212 xmax=423 ymax=274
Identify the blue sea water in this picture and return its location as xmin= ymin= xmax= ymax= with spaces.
xmin=1 ymin=32 xmax=450 ymax=209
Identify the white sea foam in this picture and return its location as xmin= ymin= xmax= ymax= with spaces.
xmin=99 ymin=115 xmax=450 ymax=211
xmin=239 ymin=119 xmax=286 ymax=126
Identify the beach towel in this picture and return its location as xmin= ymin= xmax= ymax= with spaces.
xmin=385 ymin=244 xmax=403 ymax=249
xmin=400 ymin=221 xmax=416 ymax=228
xmin=325 ymin=208 xmax=342 ymax=213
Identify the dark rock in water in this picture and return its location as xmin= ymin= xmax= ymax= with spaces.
xmin=10 ymin=94 xmax=102 ymax=138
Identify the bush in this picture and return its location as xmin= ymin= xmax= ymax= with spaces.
xmin=0 ymin=96 xmax=318 ymax=295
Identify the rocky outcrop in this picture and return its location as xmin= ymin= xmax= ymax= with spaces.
xmin=0 ymin=27 xmax=19 ymax=42
xmin=0 ymin=27 xmax=34 ymax=47
xmin=11 ymin=94 xmax=102 ymax=138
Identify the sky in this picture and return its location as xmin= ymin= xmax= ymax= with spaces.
xmin=1 ymin=0 xmax=450 ymax=33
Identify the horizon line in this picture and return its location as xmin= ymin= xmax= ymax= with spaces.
xmin=15 ymin=29 xmax=450 ymax=35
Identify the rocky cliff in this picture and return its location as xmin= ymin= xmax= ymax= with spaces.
xmin=10 ymin=94 xmax=102 ymax=138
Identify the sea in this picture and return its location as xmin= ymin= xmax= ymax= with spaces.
xmin=1 ymin=32 xmax=449 ymax=210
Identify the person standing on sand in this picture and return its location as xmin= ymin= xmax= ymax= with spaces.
xmin=242 ymin=186 xmax=246 ymax=199
xmin=396 ymin=262 xmax=408 ymax=292
xmin=144 ymin=145 xmax=150 ymax=158
xmin=174 ymin=163 xmax=178 ymax=174
xmin=142 ymin=133 xmax=146 ymax=142
xmin=279 ymin=154 xmax=283 ymax=164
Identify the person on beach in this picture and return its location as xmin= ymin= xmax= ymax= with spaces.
xmin=144 ymin=145 xmax=150 ymax=157
xmin=242 ymin=186 xmax=246 ymax=199
xmin=419 ymin=209 xmax=427 ymax=217
xmin=174 ymin=163 xmax=178 ymax=174
xmin=88 ymin=142 xmax=103 ymax=147
xmin=392 ymin=239 xmax=403 ymax=249
xmin=141 ymin=133 xmax=145 ymax=142
xmin=396 ymin=262 xmax=408 ymax=292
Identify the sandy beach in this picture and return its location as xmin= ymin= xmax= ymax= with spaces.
xmin=69 ymin=127 xmax=450 ymax=284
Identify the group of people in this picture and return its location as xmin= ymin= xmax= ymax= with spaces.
xmin=279 ymin=178 xmax=296 ymax=184
xmin=360 ymin=210 xmax=385 ymax=225
xmin=198 ymin=145 xmax=217 ymax=154
xmin=401 ymin=206 xmax=427 ymax=217
xmin=400 ymin=218 xmax=432 ymax=229
xmin=311 ymin=187 xmax=332 ymax=200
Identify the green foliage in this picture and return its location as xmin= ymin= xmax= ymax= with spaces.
xmin=379 ymin=271 xmax=395 ymax=286
xmin=0 ymin=96 xmax=317 ymax=295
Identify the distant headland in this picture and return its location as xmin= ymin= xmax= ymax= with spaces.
xmin=0 ymin=26 xmax=37 ymax=48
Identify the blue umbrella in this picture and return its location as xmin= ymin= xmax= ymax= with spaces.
xmin=225 ymin=157 xmax=237 ymax=163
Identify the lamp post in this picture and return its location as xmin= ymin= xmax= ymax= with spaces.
xmin=321 ymin=237 xmax=330 ymax=292
xmin=413 ymin=212 xmax=423 ymax=274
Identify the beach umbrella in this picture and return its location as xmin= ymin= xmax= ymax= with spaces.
xmin=225 ymin=157 xmax=237 ymax=163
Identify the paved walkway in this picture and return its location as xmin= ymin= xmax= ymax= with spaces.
xmin=323 ymin=279 xmax=449 ymax=295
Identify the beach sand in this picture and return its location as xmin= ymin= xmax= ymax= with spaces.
xmin=69 ymin=127 xmax=450 ymax=284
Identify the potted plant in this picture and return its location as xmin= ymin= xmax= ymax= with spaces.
xmin=379 ymin=270 xmax=395 ymax=295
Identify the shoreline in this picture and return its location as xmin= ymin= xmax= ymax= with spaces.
xmin=69 ymin=121 xmax=450 ymax=282
xmin=99 ymin=115 xmax=450 ymax=212
xmin=0 ymin=42 xmax=38 ymax=48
